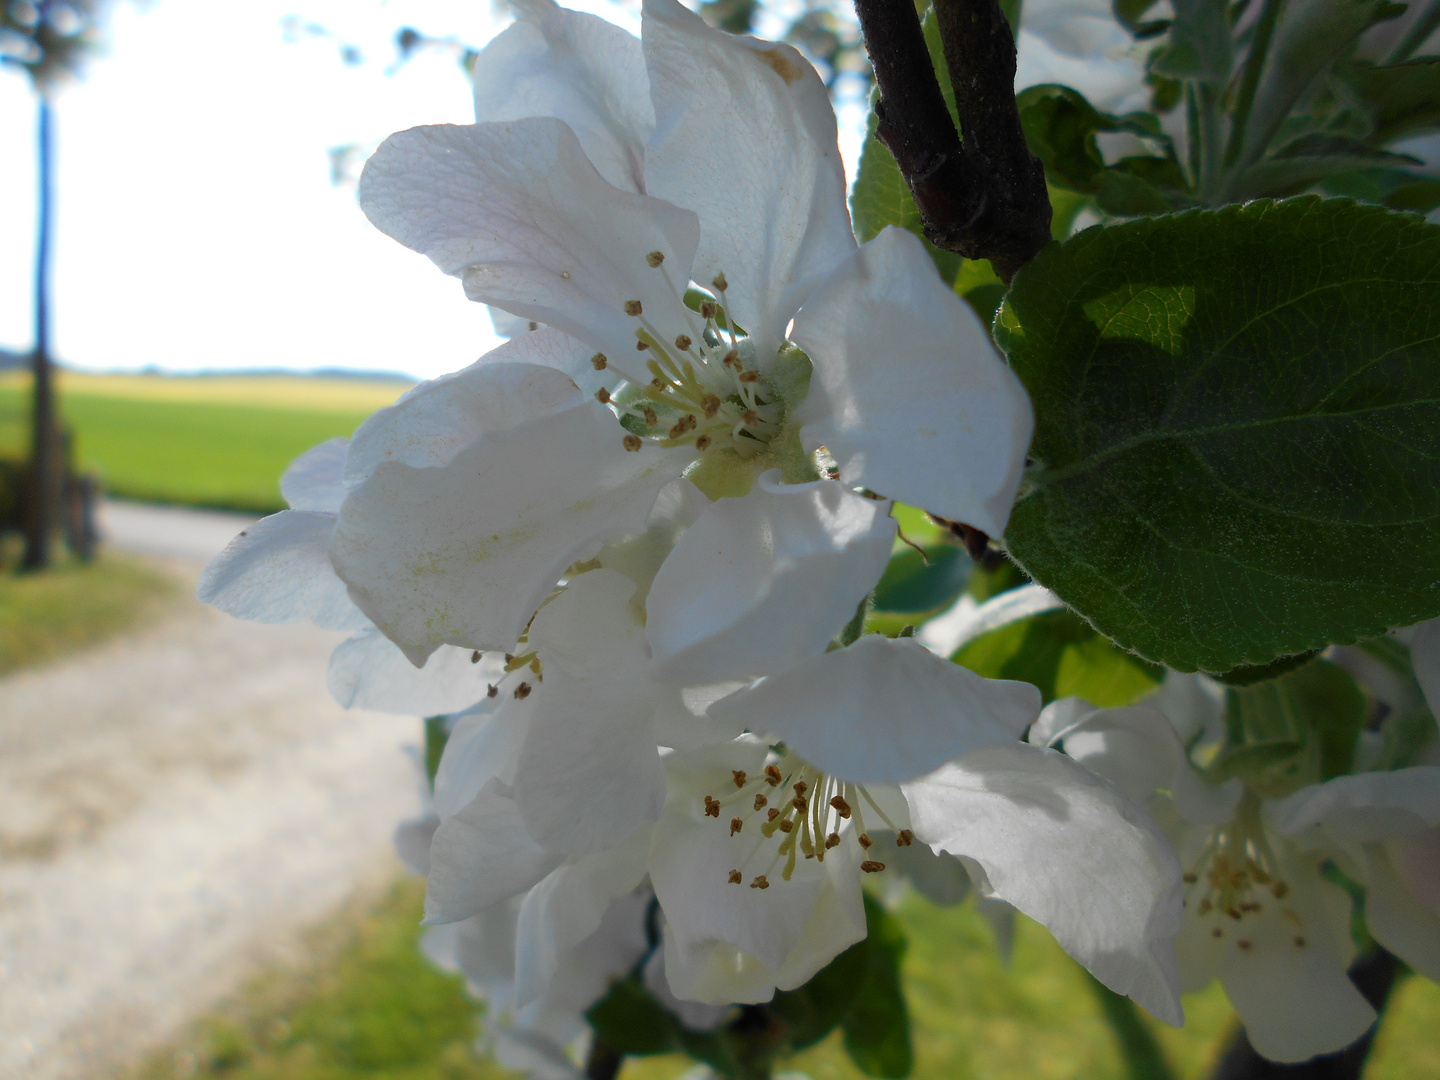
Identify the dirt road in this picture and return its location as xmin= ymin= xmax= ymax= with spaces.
xmin=0 ymin=503 xmax=423 ymax=1079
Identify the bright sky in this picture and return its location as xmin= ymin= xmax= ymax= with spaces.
xmin=0 ymin=0 xmax=870 ymax=381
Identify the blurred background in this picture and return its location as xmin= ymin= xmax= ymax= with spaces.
xmin=2 ymin=1 xmax=1439 ymax=1079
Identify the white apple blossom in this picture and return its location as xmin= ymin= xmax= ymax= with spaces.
xmin=197 ymin=437 xmax=503 ymax=715
xmin=1044 ymin=697 xmax=1440 ymax=1062
xmin=337 ymin=0 xmax=1033 ymax=668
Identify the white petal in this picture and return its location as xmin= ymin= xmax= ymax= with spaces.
xmin=640 ymin=0 xmax=855 ymax=358
xmin=1267 ymin=767 xmax=1440 ymax=844
xmin=1028 ymin=696 xmax=1097 ymax=747
xmin=281 ymin=437 xmax=349 ymax=512
xmin=646 ymin=474 xmax=896 ymax=685
xmin=198 ymin=510 xmax=366 ymax=632
xmin=1364 ymin=840 xmax=1440 ymax=982
xmin=711 ymin=635 xmax=1038 ymax=784
xmin=522 ymin=887 xmax=653 ymax=1024
xmin=327 ymin=628 xmax=506 ymax=715
xmin=332 ymin=384 xmax=685 ymax=663
xmin=421 ymin=896 xmax=524 ymax=1002
xmin=1177 ymin=853 xmax=1374 ymax=1062
xmin=394 ymin=814 xmax=439 ymax=877
xmin=426 ymin=779 xmax=562 ymax=924
xmin=595 ymin=477 xmax=710 ymax=609
xmin=1411 ymin=617 xmax=1440 ymax=719
xmin=529 ymin=568 xmax=645 ymax=681
xmin=433 ymin=701 xmax=527 ymax=820
xmin=513 ymin=674 xmax=666 ymax=856
xmin=903 ymin=743 xmax=1185 ymax=1024
xmin=474 ymin=0 xmax=652 ymax=194
xmin=345 ymin=348 xmax=595 ymax=489
xmin=359 ymin=118 xmax=700 ymax=361
xmin=1061 ymin=705 xmax=1244 ymax=826
xmin=791 ymin=228 xmax=1034 ymax=537
xmin=1145 ymin=671 xmax=1227 ymax=747
xmin=514 ymin=827 xmax=652 ymax=1008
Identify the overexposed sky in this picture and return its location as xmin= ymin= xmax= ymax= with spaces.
xmin=0 ymin=0 xmax=873 ymax=381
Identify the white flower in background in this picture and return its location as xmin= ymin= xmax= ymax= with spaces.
xmin=1015 ymin=0 xmax=1150 ymax=112
xmin=1044 ymin=697 xmax=1440 ymax=1062
xmin=197 ymin=437 xmax=503 ymax=715
xmin=339 ymin=0 xmax=1033 ymax=668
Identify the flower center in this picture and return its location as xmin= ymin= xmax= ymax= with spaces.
xmin=700 ymin=748 xmax=913 ymax=890
xmin=594 ymin=258 xmax=784 ymax=458
xmin=1182 ymin=796 xmax=1308 ymax=956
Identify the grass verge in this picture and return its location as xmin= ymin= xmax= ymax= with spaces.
xmin=0 ymin=546 xmax=179 ymax=677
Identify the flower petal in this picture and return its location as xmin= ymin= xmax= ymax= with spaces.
xmin=513 ymin=679 xmax=665 ymax=856
xmin=345 ymin=348 xmax=598 ymax=489
xmin=282 ymin=438 xmax=348 ymax=512
xmin=327 ymin=628 xmax=505 ymax=715
xmin=426 ymin=779 xmax=562 ymax=924
xmin=646 ymin=474 xmax=896 ymax=685
xmin=640 ymin=0 xmax=855 ymax=358
xmin=359 ymin=117 xmax=699 ymax=361
xmin=331 ymin=374 xmax=685 ymax=662
xmin=790 ymin=227 xmax=1034 ymax=536
xmin=903 ymin=743 xmax=1185 ymax=1024
xmin=711 ymin=635 xmax=1039 ymax=784
xmin=1364 ymin=840 xmax=1440 ymax=982
xmin=514 ymin=825 xmax=652 ymax=1008
xmin=433 ymin=701 xmax=527 ymax=820
xmin=198 ymin=510 xmax=366 ymax=632
xmin=1410 ymin=617 xmax=1440 ymax=719
xmin=1267 ymin=767 xmax=1440 ymax=844
xmin=1061 ymin=704 xmax=1244 ymax=826
xmin=529 ymin=568 xmax=646 ymax=681
xmin=474 ymin=0 xmax=653 ymax=194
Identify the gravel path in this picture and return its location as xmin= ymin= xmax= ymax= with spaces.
xmin=0 ymin=503 xmax=422 ymax=1079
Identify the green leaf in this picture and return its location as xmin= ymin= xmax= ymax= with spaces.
xmin=953 ymin=608 xmax=1163 ymax=707
xmin=423 ymin=715 xmax=449 ymax=790
xmin=872 ymin=545 xmax=972 ymax=614
xmin=841 ymin=894 xmax=913 ymax=1078
xmin=585 ymin=978 xmax=680 ymax=1056
xmin=1346 ymin=59 xmax=1440 ymax=145
xmin=1215 ymin=650 xmax=1320 ymax=687
xmin=769 ymin=932 xmax=869 ymax=1050
xmin=850 ymin=124 xmax=966 ymax=286
xmin=1152 ymin=0 xmax=1232 ymax=85
xmin=998 ymin=198 xmax=1440 ymax=673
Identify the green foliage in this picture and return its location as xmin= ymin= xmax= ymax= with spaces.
xmin=841 ymin=895 xmax=914 ymax=1078
xmin=1211 ymin=659 xmax=1367 ymax=794
xmin=0 ymin=550 xmax=177 ymax=677
xmin=953 ymin=608 xmax=1162 ymax=707
xmin=872 ymin=545 xmax=972 ymax=615
xmin=998 ymin=198 xmax=1440 ymax=673
xmin=423 ymin=716 xmax=449 ymax=790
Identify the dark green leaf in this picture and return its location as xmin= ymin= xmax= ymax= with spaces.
xmin=423 ymin=715 xmax=449 ymax=790
xmin=1346 ymin=59 xmax=1440 ymax=145
xmin=953 ymin=608 xmax=1163 ymax=707
xmin=1017 ymin=84 xmax=1174 ymax=197
xmin=1152 ymin=0 xmax=1232 ymax=85
xmin=998 ymin=198 xmax=1440 ymax=672
xmin=872 ymin=545 xmax=972 ymax=614
xmin=841 ymin=895 xmax=913 ymax=1078
xmin=585 ymin=978 xmax=679 ymax=1056
xmin=769 ymin=933 xmax=869 ymax=1050
xmin=1216 ymin=650 xmax=1319 ymax=686
xmin=1114 ymin=0 xmax=1163 ymax=31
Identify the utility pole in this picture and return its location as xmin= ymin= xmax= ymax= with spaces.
xmin=22 ymin=94 xmax=56 ymax=570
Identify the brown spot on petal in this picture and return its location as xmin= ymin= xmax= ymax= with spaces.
xmin=757 ymin=45 xmax=804 ymax=84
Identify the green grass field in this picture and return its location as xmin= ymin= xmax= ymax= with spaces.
xmin=0 ymin=370 xmax=411 ymax=513
xmin=132 ymin=875 xmax=1440 ymax=1080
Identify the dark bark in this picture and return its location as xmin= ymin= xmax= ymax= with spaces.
xmin=22 ymin=95 xmax=56 ymax=571
xmin=852 ymin=0 xmax=1050 ymax=282
xmin=1207 ymin=950 xmax=1402 ymax=1080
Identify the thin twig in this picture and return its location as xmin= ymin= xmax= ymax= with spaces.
xmin=852 ymin=0 xmax=1050 ymax=282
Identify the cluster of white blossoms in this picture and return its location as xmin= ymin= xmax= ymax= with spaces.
xmin=197 ymin=0 xmax=1440 ymax=1070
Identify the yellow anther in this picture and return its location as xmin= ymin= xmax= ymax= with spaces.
xmin=712 ymin=272 xmax=728 ymax=291
xmin=591 ymin=352 xmax=608 ymax=370
xmin=792 ymin=796 xmax=808 ymax=813
xmin=560 ymin=271 xmax=570 ymax=279
xmin=730 ymin=817 xmax=743 ymax=836
xmin=703 ymin=795 xmax=721 ymax=818
xmin=486 ymin=684 xmax=498 ymax=698
xmin=646 ymin=251 xmax=665 ymax=267
xmin=750 ymin=875 xmax=770 ymax=890
xmin=858 ymin=833 xmax=873 ymax=850
xmin=764 ymin=765 xmax=782 ymax=786
xmin=741 ymin=410 xmax=759 ymax=425
xmin=622 ymin=435 xmax=643 ymax=452
xmin=731 ymin=770 xmax=747 ymax=788
xmin=729 ymin=869 xmax=743 ymax=884
xmin=753 ymin=793 xmax=768 ymax=811
xmin=779 ymin=819 xmax=794 ymax=834
xmin=723 ymin=350 xmax=739 ymax=368
xmin=767 ymin=807 xmax=780 ymax=822
xmin=470 ymin=650 xmax=482 ymax=663
xmin=825 ymin=832 xmax=840 ymax=849
xmin=636 ymin=340 xmax=649 ymax=351
xmin=700 ymin=300 xmax=718 ymax=319
xmin=624 ymin=300 xmax=643 ymax=316
xmin=793 ymin=780 xmax=808 ymax=795
xmin=695 ymin=434 xmax=712 ymax=451
xmin=675 ymin=334 xmax=693 ymax=351
xmin=739 ymin=370 xmax=760 ymax=383
xmin=642 ymin=407 xmax=658 ymax=425
xmin=861 ymin=860 xmax=886 ymax=874
xmin=830 ymin=795 xmax=851 ymax=819
xmin=896 ymin=830 xmax=914 ymax=847
xmin=650 ymin=377 xmax=668 ymax=390
xmin=595 ymin=387 xmax=611 ymax=404
xmin=514 ymin=682 xmax=532 ymax=699
xmin=702 ymin=394 xmax=722 ymax=418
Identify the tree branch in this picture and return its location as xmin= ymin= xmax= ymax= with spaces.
xmin=852 ymin=0 xmax=1050 ymax=283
